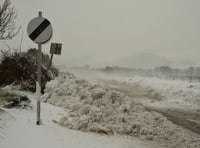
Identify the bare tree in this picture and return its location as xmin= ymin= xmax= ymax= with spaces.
xmin=0 ymin=0 xmax=19 ymax=40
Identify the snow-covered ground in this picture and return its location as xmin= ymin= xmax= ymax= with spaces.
xmin=0 ymin=92 xmax=162 ymax=148
xmin=40 ymin=72 xmax=200 ymax=148
xmin=67 ymin=68 xmax=200 ymax=112
xmin=109 ymin=76 xmax=200 ymax=111
xmin=1 ymin=70 xmax=200 ymax=148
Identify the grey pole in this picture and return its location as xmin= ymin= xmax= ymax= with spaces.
xmin=36 ymin=11 xmax=42 ymax=125
xmin=48 ymin=54 xmax=54 ymax=69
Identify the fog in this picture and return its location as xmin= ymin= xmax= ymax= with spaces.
xmin=1 ymin=0 xmax=200 ymax=68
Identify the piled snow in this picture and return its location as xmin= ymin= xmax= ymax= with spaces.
xmin=42 ymin=72 xmax=200 ymax=148
xmin=0 ymin=95 xmax=164 ymax=148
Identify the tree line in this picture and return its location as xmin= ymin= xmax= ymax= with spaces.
xmin=102 ymin=66 xmax=200 ymax=82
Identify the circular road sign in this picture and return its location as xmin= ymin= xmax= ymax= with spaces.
xmin=27 ymin=17 xmax=53 ymax=44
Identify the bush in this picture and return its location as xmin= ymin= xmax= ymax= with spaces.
xmin=0 ymin=48 xmax=58 ymax=93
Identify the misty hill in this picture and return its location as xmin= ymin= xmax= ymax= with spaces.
xmin=113 ymin=53 xmax=173 ymax=69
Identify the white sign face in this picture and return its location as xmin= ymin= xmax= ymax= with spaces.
xmin=27 ymin=17 xmax=53 ymax=44
xmin=50 ymin=43 xmax=62 ymax=55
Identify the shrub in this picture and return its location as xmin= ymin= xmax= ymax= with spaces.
xmin=0 ymin=48 xmax=58 ymax=93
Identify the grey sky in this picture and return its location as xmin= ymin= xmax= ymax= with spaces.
xmin=2 ymin=0 xmax=200 ymax=67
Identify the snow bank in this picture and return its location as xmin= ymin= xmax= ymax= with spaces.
xmin=0 ymin=100 xmax=162 ymax=148
xmin=42 ymin=72 xmax=200 ymax=148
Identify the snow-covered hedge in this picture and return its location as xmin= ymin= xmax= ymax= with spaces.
xmin=0 ymin=48 xmax=58 ymax=92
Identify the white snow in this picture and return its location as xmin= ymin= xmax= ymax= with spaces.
xmin=110 ymin=76 xmax=200 ymax=110
xmin=41 ymin=72 xmax=200 ymax=148
xmin=0 ymin=92 xmax=161 ymax=148
xmin=1 ymin=72 xmax=200 ymax=148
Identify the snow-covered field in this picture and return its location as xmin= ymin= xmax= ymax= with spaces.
xmin=69 ymin=68 xmax=200 ymax=111
xmin=103 ymin=76 xmax=200 ymax=113
xmin=67 ymin=68 xmax=200 ymax=114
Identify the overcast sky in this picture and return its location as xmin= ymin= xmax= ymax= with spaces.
xmin=1 ymin=0 xmax=200 ymax=67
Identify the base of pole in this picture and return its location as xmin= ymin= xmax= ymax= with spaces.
xmin=36 ymin=121 xmax=40 ymax=125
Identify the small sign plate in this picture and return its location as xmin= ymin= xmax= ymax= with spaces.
xmin=50 ymin=43 xmax=62 ymax=55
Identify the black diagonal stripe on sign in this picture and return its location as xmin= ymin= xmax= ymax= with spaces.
xmin=29 ymin=19 xmax=50 ymax=41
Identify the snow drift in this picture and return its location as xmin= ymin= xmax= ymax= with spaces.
xmin=42 ymin=72 xmax=200 ymax=148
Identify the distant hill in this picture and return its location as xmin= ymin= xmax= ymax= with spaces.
xmin=113 ymin=53 xmax=173 ymax=69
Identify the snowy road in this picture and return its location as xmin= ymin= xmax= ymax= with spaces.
xmin=0 ymin=94 xmax=163 ymax=148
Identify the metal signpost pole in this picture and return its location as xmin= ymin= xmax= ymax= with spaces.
xmin=27 ymin=11 xmax=53 ymax=125
xmin=36 ymin=11 xmax=42 ymax=125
